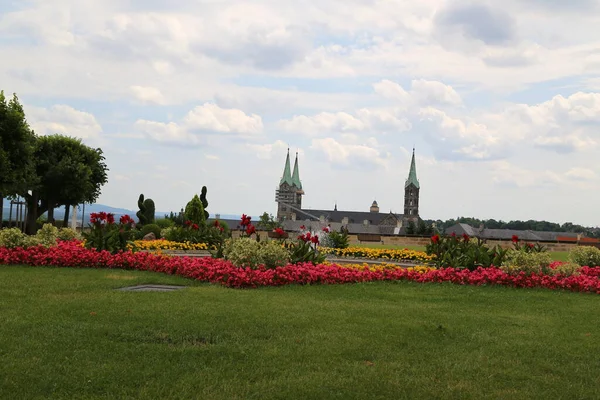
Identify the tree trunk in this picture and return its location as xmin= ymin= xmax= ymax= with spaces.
xmin=47 ymin=199 xmax=55 ymax=225
xmin=63 ymin=204 xmax=70 ymax=227
xmin=25 ymin=192 xmax=40 ymax=235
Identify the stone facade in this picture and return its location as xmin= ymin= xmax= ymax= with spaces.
xmin=275 ymin=148 xmax=422 ymax=234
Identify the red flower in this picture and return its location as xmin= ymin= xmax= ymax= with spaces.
xmin=528 ymin=243 xmax=534 ymax=248
xmin=512 ymin=235 xmax=519 ymax=243
xmin=451 ymin=232 xmax=456 ymax=238
xmin=274 ymin=228 xmax=285 ymax=236
xmin=119 ymin=215 xmax=134 ymax=225
xmin=106 ymin=213 xmax=115 ymax=225
xmin=300 ymin=225 xmax=306 ymax=230
xmin=240 ymin=214 xmax=251 ymax=227
xmin=184 ymin=220 xmax=192 ymax=227
xmin=322 ymin=227 xmax=330 ymax=233
xmin=462 ymin=233 xmax=470 ymax=242
xmin=213 ymin=220 xmax=220 ymax=227
xmin=431 ymin=235 xmax=440 ymax=244
xmin=246 ymin=224 xmax=256 ymax=235
xmin=191 ymin=224 xmax=199 ymax=230
xmin=311 ymin=235 xmax=319 ymax=244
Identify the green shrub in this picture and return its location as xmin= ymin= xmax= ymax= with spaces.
xmin=155 ymin=218 xmax=175 ymax=229
xmin=568 ymin=246 xmax=600 ymax=267
xmin=549 ymin=262 xmax=581 ymax=277
xmin=426 ymin=235 xmax=508 ymax=270
xmin=185 ymin=194 xmax=206 ymax=225
xmin=500 ymin=250 xmax=553 ymax=275
xmin=223 ymin=238 xmax=262 ymax=269
xmin=136 ymin=194 xmax=156 ymax=226
xmin=35 ymin=223 xmax=59 ymax=247
xmin=259 ymin=241 xmax=290 ymax=269
xmin=326 ymin=229 xmax=349 ymax=249
xmin=140 ymin=224 xmax=162 ymax=239
xmin=57 ymin=227 xmax=81 ymax=241
xmin=0 ymin=228 xmax=28 ymax=248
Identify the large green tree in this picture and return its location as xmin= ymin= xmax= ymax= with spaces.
xmin=22 ymin=135 xmax=108 ymax=233
xmin=0 ymin=92 xmax=36 ymax=224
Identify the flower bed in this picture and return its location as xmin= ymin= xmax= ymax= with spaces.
xmin=1 ymin=241 xmax=599 ymax=293
xmin=130 ymin=240 xmax=208 ymax=251
xmin=321 ymin=247 xmax=434 ymax=263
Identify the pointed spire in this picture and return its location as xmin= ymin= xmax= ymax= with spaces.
xmin=405 ymin=147 xmax=420 ymax=189
xmin=291 ymin=151 xmax=302 ymax=189
xmin=280 ymin=148 xmax=293 ymax=186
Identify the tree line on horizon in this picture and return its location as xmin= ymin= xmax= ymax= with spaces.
xmin=425 ymin=217 xmax=600 ymax=238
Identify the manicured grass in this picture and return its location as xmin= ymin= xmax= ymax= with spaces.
xmin=549 ymin=251 xmax=570 ymax=262
xmin=1 ymin=266 xmax=599 ymax=399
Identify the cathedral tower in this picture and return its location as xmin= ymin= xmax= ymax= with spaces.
xmin=404 ymin=148 xmax=419 ymax=219
xmin=276 ymin=149 xmax=303 ymax=221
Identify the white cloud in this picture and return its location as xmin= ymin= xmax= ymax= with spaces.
xmin=373 ymin=79 xmax=411 ymax=102
xmin=246 ymin=140 xmax=288 ymax=160
xmin=182 ymin=103 xmax=263 ymax=135
xmin=135 ymin=103 xmax=263 ymax=145
xmin=310 ymin=137 xmax=388 ymax=169
xmin=27 ymin=105 xmax=102 ymax=140
xmin=130 ymin=85 xmax=166 ymax=105
xmin=410 ymin=79 xmax=462 ymax=106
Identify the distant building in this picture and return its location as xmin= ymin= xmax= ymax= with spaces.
xmin=445 ymin=223 xmax=583 ymax=242
xmin=275 ymin=148 xmax=422 ymax=234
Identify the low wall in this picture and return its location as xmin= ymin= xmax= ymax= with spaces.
xmin=231 ymin=229 xmax=588 ymax=251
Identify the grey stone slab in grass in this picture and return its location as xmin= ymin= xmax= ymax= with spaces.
xmin=117 ymin=285 xmax=187 ymax=292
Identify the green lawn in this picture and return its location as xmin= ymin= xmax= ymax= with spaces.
xmin=1 ymin=266 xmax=599 ymax=399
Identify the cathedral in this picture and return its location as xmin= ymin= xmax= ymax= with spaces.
xmin=275 ymin=149 xmax=421 ymax=234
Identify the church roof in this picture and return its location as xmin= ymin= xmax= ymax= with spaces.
xmin=297 ymin=207 xmax=403 ymax=225
xmin=279 ymin=149 xmax=294 ymax=186
xmin=405 ymin=148 xmax=419 ymax=189
xmin=291 ymin=152 xmax=302 ymax=189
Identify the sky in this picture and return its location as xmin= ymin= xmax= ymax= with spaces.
xmin=1 ymin=0 xmax=600 ymax=226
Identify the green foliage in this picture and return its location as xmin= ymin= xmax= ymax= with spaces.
xmin=165 ymin=209 xmax=185 ymax=226
xmin=326 ymin=229 xmax=349 ymax=249
xmin=35 ymin=223 xmax=58 ymax=247
xmin=155 ymin=218 xmax=175 ymax=229
xmin=405 ymin=220 xmax=416 ymax=235
xmin=185 ymin=195 xmax=206 ymax=225
xmin=200 ymin=186 xmax=209 ymax=221
xmin=257 ymin=212 xmax=282 ymax=231
xmin=223 ymin=238 xmax=263 ymax=269
xmin=258 ymin=241 xmax=290 ymax=269
xmin=140 ymin=224 xmax=161 ymax=239
xmin=82 ymin=220 xmax=135 ymax=254
xmin=31 ymin=135 xmax=108 ymax=225
xmin=57 ymin=227 xmax=81 ymax=241
xmin=0 ymin=91 xmax=37 ymax=197
xmin=550 ymin=262 xmax=581 ymax=277
xmin=286 ymin=240 xmax=327 ymax=265
xmin=501 ymin=251 xmax=554 ymax=275
xmin=0 ymin=228 xmax=28 ymax=248
xmin=568 ymin=246 xmax=600 ymax=267
xmin=426 ymin=235 xmax=508 ymax=271
xmin=416 ymin=219 xmax=434 ymax=235
xmin=136 ymin=194 xmax=155 ymax=226
xmin=223 ymin=238 xmax=290 ymax=269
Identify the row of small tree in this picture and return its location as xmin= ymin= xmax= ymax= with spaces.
xmin=0 ymin=91 xmax=108 ymax=234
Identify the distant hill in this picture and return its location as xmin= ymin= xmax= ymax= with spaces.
xmin=1 ymin=200 xmax=243 ymax=225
